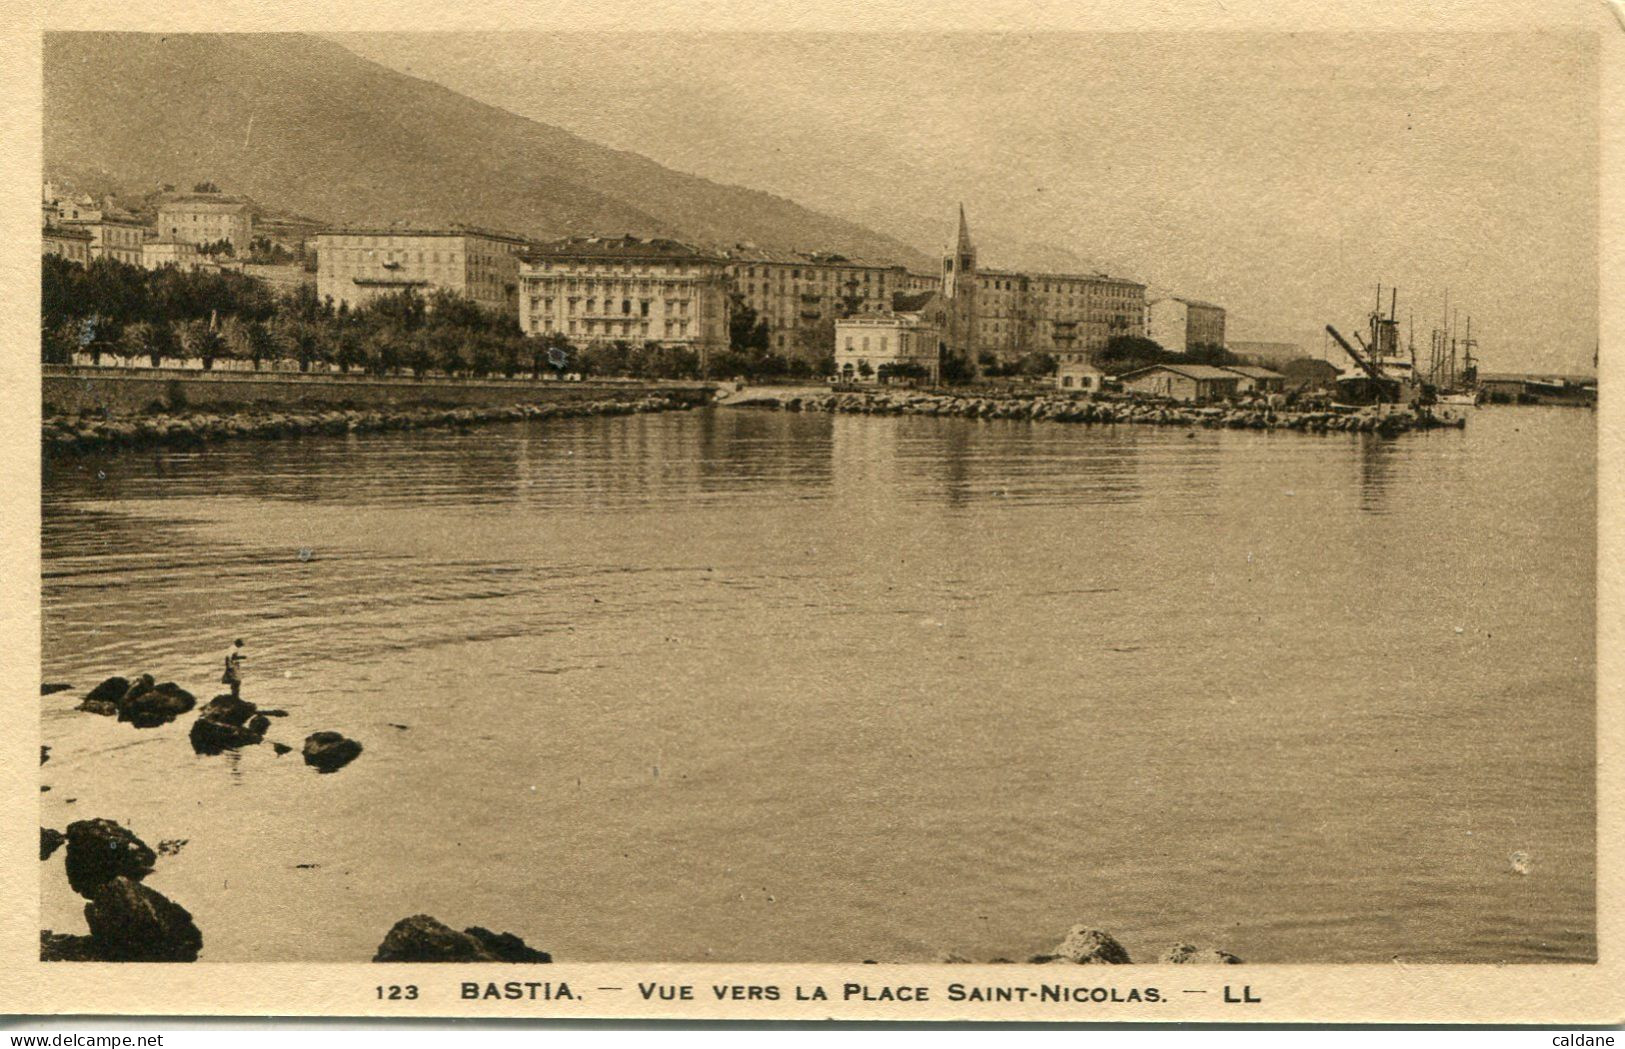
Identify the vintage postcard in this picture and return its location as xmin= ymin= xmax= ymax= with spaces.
xmin=0 ymin=0 xmax=1620 ymax=1025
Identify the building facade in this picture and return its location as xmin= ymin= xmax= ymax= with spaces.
xmin=142 ymin=238 xmax=202 ymax=270
xmin=518 ymin=236 xmax=731 ymax=364
xmin=976 ymin=269 xmax=1147 ymax=364
xmin=43 ymin=225 xmax=93 ymax=265
xmin=63 ymin=214 xmax=148 ymax=266
xmin=316 ymin=227 xmax=529 ymax=314
xmin=723 ymin=248 xmax=913 ymax=360
xmin=1223 ymin=365 xmax=1286 ymax=394
xmin=1147 ymin=296 xmax=1227 ymax=354
xmin=157 ymin=194 xmax=254 ymax=256
xmin=1056 ymin=360 xmax=1106 ymax=392
xmin=1120 ymin=363 xmax=1240 ymax=403
xmin=834 ymin=310 xmax=942 ymax=384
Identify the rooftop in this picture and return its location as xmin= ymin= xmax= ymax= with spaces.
xmin=43 ymin=225 xmax=93 ymax=240
xmin=319 ymin=224 xmax=532 ymax=245
xmin=1223 ymin=365 xmax=1286 ymax=379
xmin=522 ymin=235 xmax=725 ymax=264
xmin=722 ymin=244 xmax=900 ymax=270
xmin=891 ymin=290 xmax=939 ymax=312
xmin=1151 ymin=296 xmax=1225 ymax=310
xmin=1121 ymin=363 xmax=1243 ymax=381
xmin=160 ymin=195 xmax=252 ymax=213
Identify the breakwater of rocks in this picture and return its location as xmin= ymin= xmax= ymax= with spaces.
xmin=43 ymin=394 xmax=701 ymax=455
xmin=727 ymin=389 xmax=1464 ymax=436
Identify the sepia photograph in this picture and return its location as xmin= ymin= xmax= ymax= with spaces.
xmin=7 ymin=0 xmax=1619 ymax=1025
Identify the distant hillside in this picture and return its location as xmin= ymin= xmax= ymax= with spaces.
xmin=44 ymin=33 xmax=933 ymax=268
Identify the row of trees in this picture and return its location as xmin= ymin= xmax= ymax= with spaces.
xmin=42 ymin=254 xmax=566 ymax=379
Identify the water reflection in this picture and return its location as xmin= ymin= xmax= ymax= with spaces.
xmin=40 ymin=406 xmax=1595 ymax=964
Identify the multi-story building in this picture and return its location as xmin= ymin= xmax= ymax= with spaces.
xmin=971 ymin=270 xmax=1148 ymax=364
xmin=834 ymin=308 xmax=942 ymax=384
xmin=157 ymin=193 xmax=254 ymax=256
xmin=938 ymin=207 xmax=1145 ymax=370
xmin=142 ymin=237 xmax=202 ymax=271
xmin=63 ymin=212 xmax=148 ymax=267
xmin=723 ymin=247 xmax=913 ymax=360
xmin=315 ymin=227 xmax=529 ymax=314
xmin=1147 ymin=296 xmax=1227 ymax=354
xmin=518 ymin=236 xmax=731 ymax=365
xmin=43 ymin=225 xmax=93 ymax=265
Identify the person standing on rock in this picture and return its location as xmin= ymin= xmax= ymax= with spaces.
xmin=221 ymin=639 xmax=246 ymax=699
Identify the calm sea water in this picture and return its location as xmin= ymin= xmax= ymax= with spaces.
xmin=40 ymin=405 xmax=1595 ymax=964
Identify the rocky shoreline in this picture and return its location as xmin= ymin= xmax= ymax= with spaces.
xmin=44 ymin=672 xmax=1241 ymax=965
xmin=727 ymin=389 xmax=1464 ymax=436
xmin=42 ymin=394 xmax=701 ymax=455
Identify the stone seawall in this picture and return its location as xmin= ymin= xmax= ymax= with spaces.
xmin=726 ymin=389 xmax=1465 ymax=436
xmin=42 ymin=365 xmax=711 ymax=416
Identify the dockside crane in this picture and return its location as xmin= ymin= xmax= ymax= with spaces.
xmin=1325 ymin=324 xmax=1385 ymax=381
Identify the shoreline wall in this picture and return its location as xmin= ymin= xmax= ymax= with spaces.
xmin=42 ymin=365 xmax=713 ymax=416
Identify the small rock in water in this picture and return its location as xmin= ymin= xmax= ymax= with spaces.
xmin=63 ymin=818 xmax=156 ymax=897
xmin=303 ymin=731 xmax=363 ymax=773
xmin=1159 ymin=943 xmax=1242 ymax=964
xmin=40 ymin=745 xmax=50 ymax=766
xmin=1044 ymin=926 xmax=1132 ymax=965
xmin=40 ymin=828 xmax=65 ymax=861
xmin=41 ymin=683 xmax=73 ymax=696
xmin=189 ymin=714 xmax=265 ymax=755
xmin=272 ymin=742 xmax=293 ymax=756
xmin=78 ymin=676 xmax=128 ymax=716
xmin=157 ymin=838 xmax=188 ymax=857
xmin=373 ymin=915 xmax=550 ymax=963
xmin=122 ymin=683 xmax=197 ymax=728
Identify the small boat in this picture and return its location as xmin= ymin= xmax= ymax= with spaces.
xmin=1435 ymin=389 xmax=1481 ymax=408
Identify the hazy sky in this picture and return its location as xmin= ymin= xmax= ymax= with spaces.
xmin=334 ymin=32 xmax=1599 ymax=373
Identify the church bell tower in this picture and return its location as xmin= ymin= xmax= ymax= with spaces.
xmin=942 ymin=204 xmax=979 ymax=376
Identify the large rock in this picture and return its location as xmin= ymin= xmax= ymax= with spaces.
xmin=40 ymin=828 xmax=64 ymax=860
xmin=64 ymin=819 xmax=156 ymax=897
xmin=303 ymin=732 xmax=363 ymax=773
xmin=78 ymin=676 xmax=128 ymax=716
xmin=373 ymin=915 xmax=550 ymax=963
xmin=1159 ymin=943 xmax=1242 ymax=964
xmin=465 ymin=926 xmax=553 ymax=963
xmin=1043 ymin=926 xmax=1131 ymax=965
xmin=122 ymin=683 xmax=197 ymax=729
xmin=199 ymin=694 xmax=257 ymax=726
xmin=189 ymin=715 xmax=264 ymax=755
xmin=83 ymin=876 xmax=202 ymax=962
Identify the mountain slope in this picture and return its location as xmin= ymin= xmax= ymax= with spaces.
xmin=44 ymin=33 xmax=933 ymax=268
